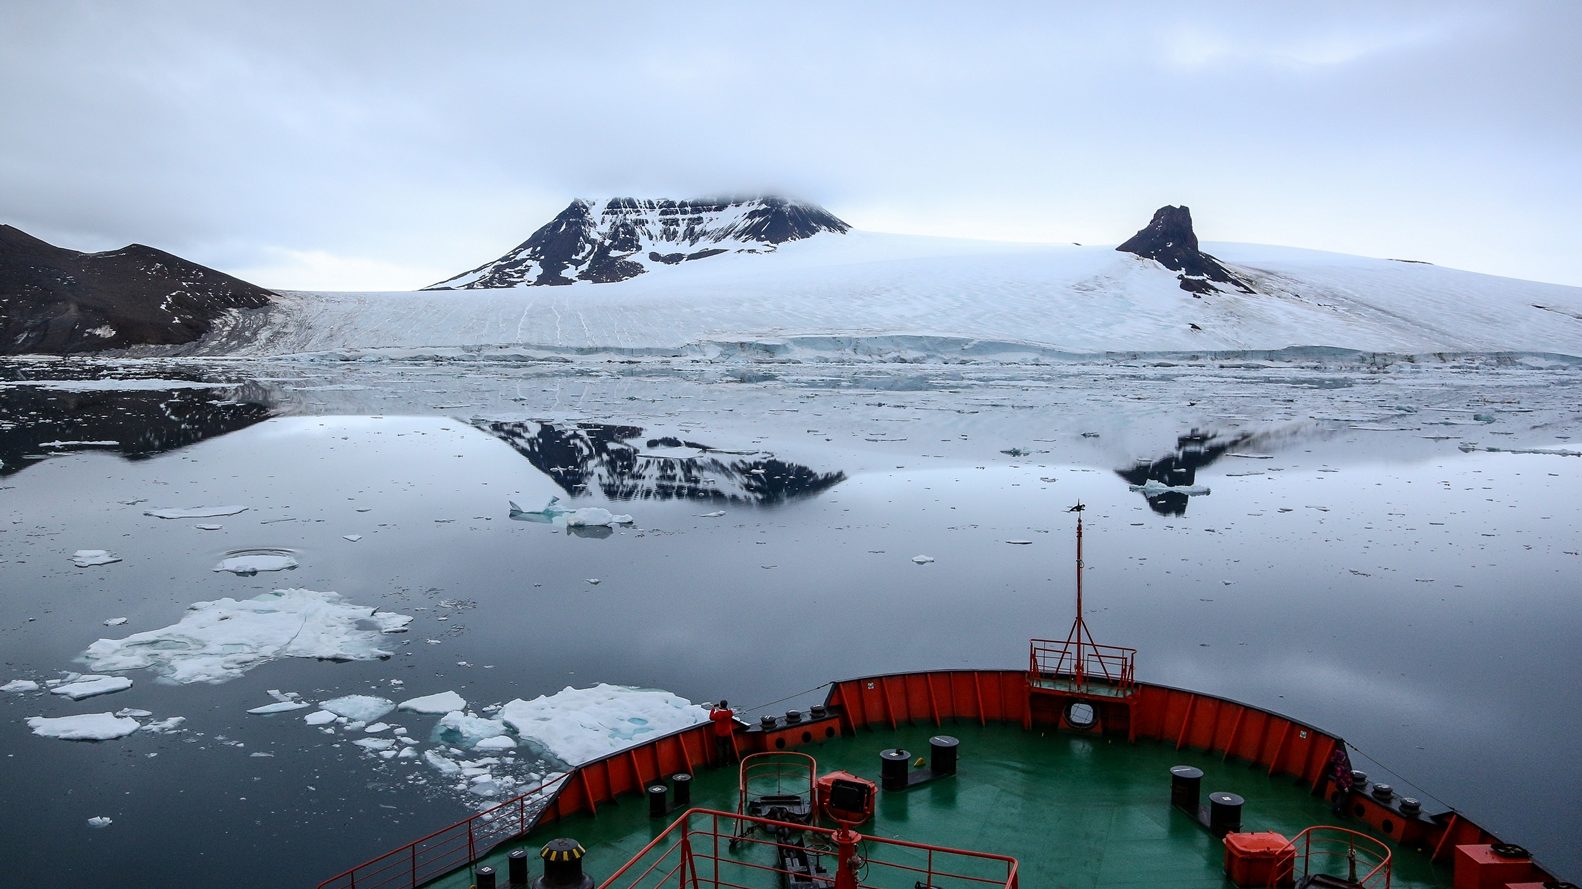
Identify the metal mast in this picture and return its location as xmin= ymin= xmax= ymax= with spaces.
xmin=1061 ymin=502 xmax=1100 ymax=687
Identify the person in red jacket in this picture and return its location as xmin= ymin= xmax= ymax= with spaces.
xmin=709 ymin=700 xmax=737 ymax=764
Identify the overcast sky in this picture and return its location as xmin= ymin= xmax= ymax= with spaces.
xmin=4 ymin=1 xmax=1579 ymax=290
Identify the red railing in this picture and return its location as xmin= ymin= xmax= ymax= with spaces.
xmin=1028 ymin=638 xmax=1135 ymax=693
xmin=600 ymin=808 xmax=1020 ymax=889
xmin=1272 ymin=826 xmax=1392 ymax=889
xmin=316 ymin=775 xmax=565 ymax=889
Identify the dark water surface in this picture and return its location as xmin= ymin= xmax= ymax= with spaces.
xmin=2 ymin=356 xmax=1579 ymax=886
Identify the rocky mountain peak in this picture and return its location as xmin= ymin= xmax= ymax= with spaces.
xmin=0 ymin=225 xmax=274 ymax=355
xmin=1117 ymin=205 xmax=1252 ymax=295
xmin=426 ymin=196 xmax=850 ymax=290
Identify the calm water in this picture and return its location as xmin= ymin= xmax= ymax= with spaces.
xmin=2 ymin=355 xmax=1579 ymax=886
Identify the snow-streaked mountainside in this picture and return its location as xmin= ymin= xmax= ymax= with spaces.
xmin=212 ymin=228 xmax=1582 ymax=360
xmin=426 ymin=196 xmax=850 ymax=289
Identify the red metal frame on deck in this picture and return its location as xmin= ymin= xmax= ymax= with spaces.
xmin=600 ymin=807 xmax=1020 ymax=889
xmin=1027 ymin=637 xmax=1136 ymax=692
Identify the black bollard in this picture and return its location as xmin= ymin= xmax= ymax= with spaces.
xmin=1170 ymin=765 xmax=1204 ymax=813
xmin=1208 ymin=791 xmax=1244 ymax=837
xmin=671 ymin=773 xmax=692 ymax=809
xmin=880 ymin=748 xmax=911 ymax=791
xmin=476 ymin=865 xmax=497 ymax=889
xmin=508 ymin=849 xmax=529 ymax=886
xmin=646 ymin=783 xmax=668 ymax=819
xmin=929 ymin=736 xmax=959 ymax=776
xmin=533 ymin=838 xmax=594 ymax=889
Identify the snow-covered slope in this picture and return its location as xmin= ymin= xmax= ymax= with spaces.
xmin=213 ymin=231 xmax=1582 ymax=360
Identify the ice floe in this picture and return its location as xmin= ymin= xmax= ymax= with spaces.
xmin=1127 ymin=480 xmax=1212 ymax=496
xmin=398 ymin=690 xmax=466 ymax=714
xmin=71 ymin=550 xmax=122 ymax=567
xmin=87 ymin=816 xmax=113 ymax=829
xmin=79 ymin=589 xmax=413 ymax=684
xmin=247 ymin=700 xmax=311 ymax=715
xmin=213 ymin=554 xmax=299 ymax=575
xmin=435 ymin=711 xmax=510 ymax=748
xmin=51 ymin=675 xmax=133 ymax=700
xmin=3 ymin=679 xmax=41 ymax=693
xmin=303 ymin=710 xmax=337 ymax=726
xmin=912 ymin=555 xmax=935 ymax=564
xmin=144 ymin=505 xmax=248 ymax=519
xmin=103 ymin=617 xmax=128 ymax=627
xmin=497 ymin=684 xmax=701 ymax=767
xmin=508 ymin=496 xmax=633 ymax=527
xmin=26 ymin=712 xmax=141 ymax=741
xmin=322 ymin=695 xmax=396 ymax=722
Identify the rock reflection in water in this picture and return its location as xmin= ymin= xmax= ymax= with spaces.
xmin=0 ymin=381 xmax=275 ymax=476
xmin=474 ymin=419 xmax=845 ymax=503
xmin=1116 ymin=429 xmax=1252 ymax=515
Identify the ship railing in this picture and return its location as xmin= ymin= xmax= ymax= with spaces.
xmin=601 ymin=807 xmax=1020 ymax=889
xmin=1027 ymin=638 xmax=1136 ymax=694
xmin=315 ymin=774 xmax=565 ymax=889
xmin=1271 ymin=826 xmax=1392 ymax=889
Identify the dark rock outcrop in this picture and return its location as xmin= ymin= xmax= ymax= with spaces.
xmin=427 ymin=196 xmax=850 ymax=289
xmin=0 ymin=224 xmax=274 ymax=354
xmin=1116 ymin=206 xmax=1253 ymax=295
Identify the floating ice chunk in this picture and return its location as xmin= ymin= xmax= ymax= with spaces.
xmin=26 ymin=712 xmax=141 ymax=741
xmin=364 ymin=722 xmax=391 ymax=733
xmin=103 ymin=617 xmax=128 ymax=627
xmin=1004 ymin=540 xmax=1033 ymax=546
xmin=51 ymin=675 xmax=133 ymax=700
xmin=247 ymin=701 xmax=311 ymax=715
xmin=79 ymin=589 xmax=413 ymax=684
xmin=508 ymin=497 xmax=633 ymax=527
xmin=72 ymin=550 xmax=122 ymax=567
xmin=322 ymin=695 xmax=395 ymax=723
xmin=398 ymin=690 xmax=466 ymax=714
xmin=213 ymin=554 xmax=299 ymax=575
xmin=474 ymin=735 xmax=517 ymax=751
xmin=195 ymin=524 xmax=223 ymax=531
xmin=435 ymin=711 xmax=510 ymax=748
xmin=424 ymin=749 xmax=461 ymax=774
xmin=498 ymin=684 xmax=701 ymax=767
xmin=1128 ymin=480 xmax=1211 ymax=496
xmin=115 ymin=708 xmax=153 ymax=718
xmin=303 ymin=710 xmax=337 ymax=726
xmin=353 ymin=737 xmax=396 ymax=752
xmin=697 ymin=510 xmax=726 ymax=518
xmin=342 ymin=535 xmax=362 ymax=542
xmin=398 ymin=747 xmax=418 ymax=759
xmin=145 ymin=505 xmax=248 ymax=519
xmin=911 ymin=555 xmax=935 ymax=564
xmin=142 ymin=716 xmax=185 ymax=733
xmin=87 ymin=816 xmax=113 ymax=828
xmin=3 ymin=679 xmax=40 ymax=693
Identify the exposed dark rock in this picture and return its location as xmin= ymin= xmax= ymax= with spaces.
xmin=1116 ymin=206 xmax=1253 ymax=295
xmin=0 ymin=224 xmax=274 ymax=355
xmin=428 ymin=196 xmax=849 ymax=289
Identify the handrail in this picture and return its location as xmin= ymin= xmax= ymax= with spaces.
xmin=315 ymin=775 xmax=567 ymax=889
xmin=599 ymin=807 xmax=1020 ymax=889
xmin=735 ymin=751 xmax=818 ymax=828
xmin=1028 ymin=637 xmax=1136 ymax=692
xmin=1273 ymin=826 xmax=1392 ymax=889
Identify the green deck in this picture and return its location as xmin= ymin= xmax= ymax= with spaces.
xmin=433 ymin=722 xmax=1455 ymax=889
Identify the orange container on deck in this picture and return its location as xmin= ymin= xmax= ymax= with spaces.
xmin=1224 ymin=832 xmax=1294 ymax=887
xmin=1452 ymin=845 xmax=1538 ymax=889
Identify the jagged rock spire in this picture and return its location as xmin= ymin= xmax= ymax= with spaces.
xmin=1117 ymin=206 xmax=1252 ymax=295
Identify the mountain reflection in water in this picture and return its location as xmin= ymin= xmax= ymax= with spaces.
xmin=474 ymin=419 xmax=846 ymax=503
xmin=0 ymin=381 xmax=275 ymax=476
xmin=1116 ymin=429 xmax=1254 ymax=515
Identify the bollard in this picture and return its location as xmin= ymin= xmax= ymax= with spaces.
xmin=476 ymin=865 xmax=497 ymax=889
xmin=671 ymin=773 xmax=692 ymax=809
xmin=880 ymin=748 xmax=911 ymax=791
xmin=929 ymin=736 xmax=959 ymax=775
xmin=1208 ymin=791 xmax=1244 ymax=837
xmin=1170 ymin=766 xmax=1204 ymax=813
xmin=508 ymin=849 xmax=529 ymax=886
xmin=646 ymin=783 xmax=668 ymax=819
